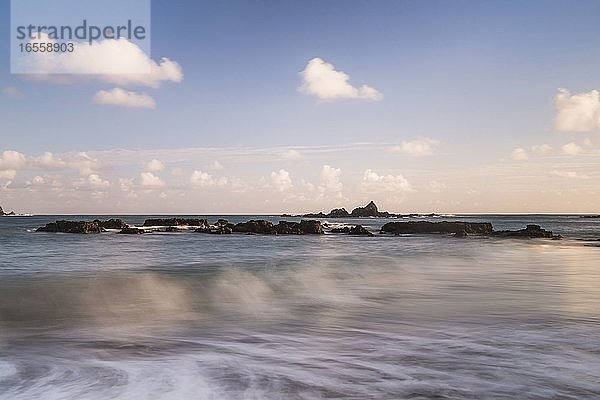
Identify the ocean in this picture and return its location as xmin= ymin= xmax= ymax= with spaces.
xmin=1 ymin=215 xmax=599 ymax=399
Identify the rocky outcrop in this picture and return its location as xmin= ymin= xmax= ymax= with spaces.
xmin=195 ymin=219 xmax=234 ymax=234
xmin=492 ymin=225 xmax=559 ymax=239
xmin=0 ymin=206 xmax=16 ymax=216
xmin=0 ymin=206 xmax=4 ymax=215
xmin=350 ymin=201 xmax=391 ymax=218
xmin=36 ymin=220 xmax=105 ymax=234
xmin=331 ymin=225 xmax=374 ymax=236
xmin=302 ymin=201 xmax=392 ymax=218
xmin=234 ymin=220 xmax=277 ymax=234
xmin=118 ymin=227 xmax=146 ymax=234
xmin=381 ymin=221 xmax=493 ymax=235
xmin=143 ymin=218 xmax=209 ymax=227
xmin=233 ymin=220 xmax=324 ymax=235
xmin=93 ymin=219 xmax=128 ymax=230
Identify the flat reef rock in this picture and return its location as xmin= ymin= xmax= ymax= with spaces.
xmin=233 ymin=220 xmax=324 ymax=235
xmin=36 ymin=220 xmax=105 ymax=234
xmin=331 ymin=225 xmax=374 ymax=236
xmin=381 ymin=221 xmax=493 ymax=235
xmin=143 ymin=218 xmax=209 ymax=227
xmin=492 ymin=224 xmax=559 ymax=239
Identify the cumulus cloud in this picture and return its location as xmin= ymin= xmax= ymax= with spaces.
xmin=22 ymin=35 xmax=183 ymax=88
xmin=270 ymin=169 xmax=293 ymax=192
xmin=555 ymin=88 xmax=600 ymax=132
xmin=88 ymin=174 xmax=110 ymax=189
xmin=93 ymin=88 xmax=156 ymax=109
xmin=299 ymin=58 xmax=382 ymax=102
xmin=0 ymin=150 xmax=27 ymax=170
xmin=551 ymin=170 xmax=589 ymax=179
xmin=145 ymin=159 xmax=165 ymax=172
xmin=140 ymin=172 xmax=165 ymax=187
xmin=320 ymin=165 xmax=343 ymax=192
xmin=0 ymin=170 xmax=17 ymax=180
xmin=511 ymin=148 xmax=529 ymax=160
xmin=210 ymin=161 xmax=224 ymax=171
xmin=561 ymin=142 xmax=583 ymax=155
xmin=389 ymin=138 xmax=439 ymax=156
xmin=281 ymin=149 xmax=303 ymax=160
xmin=190 ymin=170 xmax=228 ymax=187
xmin=532 ymin=144 xmax=553 ymax=155
xmin=362 ymin=169 xmax=414 ymax=193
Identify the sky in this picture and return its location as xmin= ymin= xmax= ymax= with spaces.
xmin=1 ymin=0 xmax=600 ymax=214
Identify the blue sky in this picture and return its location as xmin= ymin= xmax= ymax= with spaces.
xmin=1 ymin=0 xmax=600 ymax=213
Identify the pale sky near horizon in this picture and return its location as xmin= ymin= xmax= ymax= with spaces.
xmin=1 ymin=0 xmax=600 ymax=214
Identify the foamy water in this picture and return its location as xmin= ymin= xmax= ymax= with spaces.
xmin=1 ymin=215 xmax=599 ymax=399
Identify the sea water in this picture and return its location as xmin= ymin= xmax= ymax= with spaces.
xmin=1 ymin=215 xmax=599 ymax=399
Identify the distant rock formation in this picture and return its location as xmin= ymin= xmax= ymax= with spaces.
xmin=93 ymin=219 xmax=128 ymax=230
xmin=302 ymin=201 xmax=393 ymax=218
xmin=0 ymin=206 xmax=16 ymax=216
xmin=581 ymin=215 xmax=600 ymax=219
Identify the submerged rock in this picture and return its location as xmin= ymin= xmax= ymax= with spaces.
xmin=381 ymin=221 xmax=493 ymax=235
xmin=36 ymin=220 xmax=104 ymax=234
xmin=118 ymin=227 xmax=146 ymax=234
xmin=330 ymin=225 xmax=373 ymax=236
xmin=492 ymin=224 xmax=559 ymax=239
xmin=142 ymin=218 xmax=209 ymax=227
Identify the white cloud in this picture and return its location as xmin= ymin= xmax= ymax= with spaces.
xmin=0 ymin=170 xmax=17 ymax=180
xmin=34 ymin=152 xmax=67 ymax=169
xmin=140 ymin=172 xmax=165 ymax=187
xmin=362 ymin=169 xmax=414 ymax=193
xmin=210 ymin=160 xmax=224 ymax=170
xmin=389 ymin=138 xmax=439 ymax=156
xmin=23 ymin=35 xmax=183 ymax=88
xmin=190 ymin=170 xmax=228 ymax=187
xmin=511 ymin=148 xmax=529 ymax=160
xmin=145 ymin=159 xmax=165 ymax=172
xmin=427 ymin=180 xmax=447 ymax=193
xmin=320 ymin=165 xmax=343 ymax=192
xmin=0 ymin=150 xmax=27 ymax=170
xmin=555 ymin=88 xmax=600 ymax=132
xmin=299 ymin=58 xmax=382 ymax=102
xmin=88 ymin=174 xmax=110 ymax=189
xmin=2 ymin=87 xmax=24 ymax=99
xmin=93 ymin=88 xmax=156 ymax=109
xmin=561 ymin=142 xmax=583 ymax=155
xmin=281 ymin=149 xmax=303 ymax=160
xmin=551 ymin=170 xmax=590 ymax=179
xmin=532 ymin=144 xmax=553 ymax=155
xmin=270 ymin=169 xmax=293 ymax=192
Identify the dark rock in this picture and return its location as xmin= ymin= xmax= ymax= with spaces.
xmin=165 ymin=226 xmax=180 ymax=232
xmin=350 ymin=201 xmax=391 ymax=218
xmin=453 ymin=230 xmax=468 ymax=238
xmin=301 ymin=212 xmax=328 ymax=218
xmin=36 ymin=220 xmax=104 ymax=234
xmin=331 ymin=225 xmax=373 ymax=236
xmin=329 ymin=208 xmax=350 ymax=218
xmin=7 ymin=211 xmax=15 ymax=216
xmin=492 ymin=224 xmax=557 ymax=239
xmin=381 ymin=221 xmax=493 ymax=235
xmin=274 ymin=220 xmax=324 ymax=235
xmin=143 ymin=218 xmax=209 ymax=228
xmin=581 ymin=215 xmax=600 ymax=219
xmin=331 ymin=226 xmax=351 ymax=234
xmin=195 ymin=220 xmax=234 ymax=234
xmin=118 ymin=227 xmax=146 ymax=234
xmin=93 ymin=219 xmax=128 ymax=230
xmin=349 ymin=225 xmax=374 ymax=236
xmin=0 ymin=206 xmax=3 ymax=215
xmin=233 ymin=220 xmax=277 ymax=234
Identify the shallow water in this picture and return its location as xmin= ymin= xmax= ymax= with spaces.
xmin=1 ymin=215 xmax=599 ymax=399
